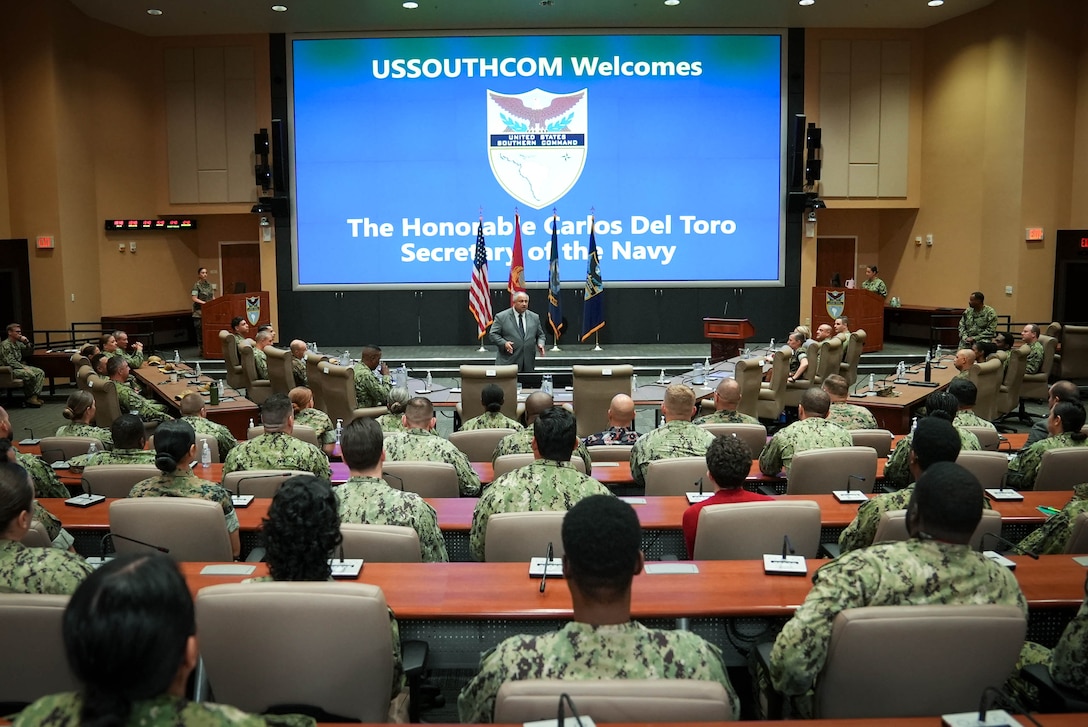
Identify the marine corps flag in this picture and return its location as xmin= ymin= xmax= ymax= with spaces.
xmin=547 ymin=211 xmax=564 ymax=341
xmin=508 ymin=212 xmax=526 ymax=296
xmin=580 ymin=220 xmax=605 ymax=341
xmin=468 ymin=219 xmax=493 ymax=339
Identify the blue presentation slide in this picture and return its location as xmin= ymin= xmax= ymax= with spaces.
xmin=289 ymin=33 xmax=784 ymax=288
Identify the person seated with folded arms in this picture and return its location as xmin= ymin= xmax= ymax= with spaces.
xmin=458 ymin=495 xmax=739 ymax=723
xmin=883 ymin=391 xmax=980 ymax=489
xmin=462 ymin=383 xmax=523 ymax=431
xmin=583 ymin=392 xmax=640 ymax=445
xmin=682 ymin=434 xmax=773 ymax=559
xmin=68 ymin=414 xmax=155 ymax=468
xmin=289 ymin=386 xmax=336 ymax=455
xmin=693 ymin=378 xmax=759 ymax=426
xmin=376 ymin=386 xmax=412 ymax=434
xmin=129 ymin=420 xmax=240 ymax=559
xmin=494 ymin=392 xmax=593 ymax=472
xmin=177 ymin=392 xmax=238 ymax=459
xmin=384 ymin=397 xmax=480 ymax=497
xmin=1008 ymin=400 xmax=1088 ymax=490
xmin=54 ymin=390 xmax=113 ymax=446
xmin=13 ymin=553 xmax=315 ymax=726
xmin=222 ymin=394 xmax=332 ymax=480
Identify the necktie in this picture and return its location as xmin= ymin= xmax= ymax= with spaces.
xmin=518 ymin=313 xmax=525 ymax=337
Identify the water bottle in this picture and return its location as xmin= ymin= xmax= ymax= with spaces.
xmin=692 ymin=362 xmax=705 ymax=386
xmin=200 ymin=440 xmax=211 ymax=468
xmin=173 ymin=349 xmax=180 ymax=364
xmin=658 ymin=368 xmax=667 ymax=383
xmin=342 ymin=350 xmax=351 ymax=366
xmin=335 ymin=418 xmax=344 ymax=445
xmin=704 ymin=356 xmax=711 ymax=370
xmin=195 ymin=362 xmax=202 ymax=378
xmin=868 ymin=373 xmax=875 ymax=393
xmin=541 ymin=374 xmax=553 ymax=395
xmin=631 ymin=373 xmax=639 ymax=393
xmin=248 ymin=418 xmax=255 ymax=430
xmin=425 ymin=371 xmax=433 ymax=391
xmin=911 ymin=416 xmax=919 ymax=434
xmin=897 ymin=361 xmax=906 ymax=382
xmin=924 ymin=357 xmax=932 ymax=383
xmin=401 ymin=363 xmax=409 ymax=388
xmin=769 ymin=338 xmax=776 ymax=351
xmin=934 ymin=344 xmax=942 ymax=361
xmin=217 ymin=379 xmax=225 ymax=397
xmin=87 ymin=440 xmax=98 ymax=458
xmin=209 ymin=380 xmax=219 ymax=406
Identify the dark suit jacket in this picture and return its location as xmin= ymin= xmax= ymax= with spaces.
xmin=489 ymin=307 xmax=545 ymax=372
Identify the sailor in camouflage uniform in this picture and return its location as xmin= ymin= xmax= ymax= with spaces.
xmin=190 ymin=266 xmax=214 ymax=349
xmin=693 ymin=378 xmax=760 ymax=426
xmin=289 ymin=340 xmax=308 ymax=386
xmin=1017 ymin=483 xmax=1088 ymax=555
xmin=822 ymin=374 xmax=879 ymax=430
xmin=1025 ymin=381 xmax=1079 ymax=448
xmin=1021 ymin=323 xmax=1045 ymax=375
xmin=471 ymin=408 xmax=611 ymax=561
xmin=0 ymin=323 xmax=44 ymax=406
xmin=223 ymin=394 xmax=331 ymax=480
xmin=108 ymin=357 xmax=169 ymax=423
xmin=0 ymin=460 xmax=93 ymax=594
xmin=252 ymin=330 xmax=273 ymax=379
xmin=112 ymin=330 xmax=146 ymax=369
xmin=958 ymin=291 xmax=998 ymax=348
xmin=1007 ymin=400 xmax=1088 ymax=490
xmin=0 ymin=407 xmax=70 ymax=498
xmin=353 ymin=344 xmax=392 ymax=409
xmin=289 ymin=386 xmax=336 ymax=454
xmin=767 ymin=463 xmax=1027 ymax=718
xmin=458 ymin=495 xmax=738 ymax=723
xmin=583 ymin=393 xmax=641 ymax=445
xmin=493 ymin=392 xmax=592 ymax=469
xmin=130 ymin=420 xmax=241 ymax=558
xmin=630 ymin=385 xmax=716 ymax=487
xmin=462 ymin=384 xmax=523 ymax=431
xmin=1044 ymin=580 xmax=1088 ymax=701
xmin=54 ymin=390 xmax=113 ymax=445
xmin=67 ymin=414 xmax=155 ymax=469
xmin=883 ymin=392 xmax=980 ymax=489
xmin=385 ymin=397 xmax=480 ymax=496
xmin=375 ymin=386 xmax=412 ymax=433
xmin=178 ymin=393 xmax=238 ymax=459
xmin=334 ymin=417 xmax=447 ymax=562
xmin=759 ymin=389 xmax=853 ymax=476
xmin=950 ymin=378 xmax=998 ymax=430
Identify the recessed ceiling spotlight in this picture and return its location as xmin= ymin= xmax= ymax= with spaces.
xmin=271 ymin=5 xmax=288 ymax=12
xmin=664 ymin=0 xmax=681 ymax=6
xmin=403 ymin=1 xmax=419 ymax=7
xmin=928 ymin=0 xmax=945 ymax=6
xmin=146 ymin=8 xmax=163 ymax=15
xmin=799 ymin=0 xmax=815 ymax=6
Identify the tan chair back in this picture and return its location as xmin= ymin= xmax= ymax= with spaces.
xmin=733 ymin=358 xmax=763 ymax=418
xmin=108 ymin=497 xmax=233 ymax=561
xmin=786 ymin=446 xmax=878 ymax=495
xmin=0 ymin=365 xmax=18 ymax=394
xmin=218 ymin=330 xmax=246 ymax=390
xmin=962 ymin=426 xmax=1000 ymax=451
xmin=196 ymin=582 xmax=395 ymax=722
xmin=839 ymin=329 xmax=867 ymax=387
xmin=381 ymin=460 xmax=461 ymax=498
xmin=1064 ymin=512 xmax=1088 ymax=554
xmin=968 ymin=358 xmax=1003 ymax=421
xmin=814 ymin=604 xmax=1026 ymax=718
xmin=1020 ymin=335 xmax=1058 ymax=400
xmin=483 ymin=511 xmax=566 ymax=562
xmin=996 ymin=345 xmax=1029 ymax=419
xmin=1059 ymin=324 xmax=1088 ymax=380
xmin=494 ymin=679 xmax=734 ymax=724
xmin=956 ymin=450 xmax=1009 ymax=489
xmin=874 ymin=508 xmax=1001 ymax=551
xmin=586 ymin=444 xmax=635 ymax=463
xmin=699 ymin=422 xmax=768 ymax=458
xmin=448 ymin=428 xmax=515 ymax=462
xmin=493 ymin=453 xmax=586 ymax=479
xmin=221 ymin=469 xmax=309 ymax=498
xmin=812 ymin=336 xmax=844 ymax=386
xmin=693 ymin=500 xmax=821 ymax=559
xmin=757 ymin=347 xmax=792 ymax=421
xmin=81 ymin=464 xmax=161 ymax=498
xmin=1034 ymin=446 xmax=1088 ymax=491
xmin=246 ymin=424 xmax=319 ymax=447
xmin=264 ymin=346 xmax=295 ymax=396
xmin=571 ymin=365 xmax=634 ymax=437
xmin=319 ymin=362 xmax=386 ymax=425
xmin=86 ymin=372 xmax=122 ymax=429
xmin=238 ymin=343 xmax=271 ymax=404
xmin=0 ymin=594 xmax=77 ymax=707
xmin=37 ymin=436 xmax=98 ymax=463
xmin=76 ymin=364 xmax=95 ymax=393
xmin=847 ymin=429 xmax=893 ymax=458
xmin=22 ymin=519 xmax=53 ymax=548
xmin=783 ymin=339 xmax=819 ymax=408
xmin=459 ymin=364 xmax=519 ymax=422
xmin=304 ymin=352 xmax=331 ymax=412
xmin=644 ymin=456 xmax=708 ymax=497
xmin=340 ymin=523 xmax=422 ymax=562
xmin=70 ymin=353 xmax=90 ymax=380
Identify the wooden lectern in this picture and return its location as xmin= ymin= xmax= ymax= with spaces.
xmin=811 ymin=287 xmax=884 ymax=352
xmin=201 ymin=292 xmax=271 ymax=359
xmin=703 ymin=318 xmax=756 ymax=363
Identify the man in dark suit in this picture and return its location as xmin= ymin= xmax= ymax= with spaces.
xmin=488 ymin=291 xmax=546 ymax=372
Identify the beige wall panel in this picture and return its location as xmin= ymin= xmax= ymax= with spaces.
xmin=848 ymin=164 xmax=879 ymax=197
xmin=163 ymin=47 xmax=193 ymax=82
xmin=878 ymin=72 xmax=910 ymax=198
xmin=194 ymin=47 xmax=227 ymax=173
xmin=224 ymin=46 xmax=254 ymax=80
xmin=848 ymin=40 xmax=881 ymax=164
xmin=821 ymin=40 xmax=851 ymax=74
xmin=198 ymin=169 xmax=229 ymax=203
xmin=819 ymin=71 xmax=851 ymax=197
xmin=166 ymin=80 xmax=199 ymax=203
xmin=882 ymin=41 xmax=911 ymax=75
xmin=225 ymin=77 xmax=257 ymax=202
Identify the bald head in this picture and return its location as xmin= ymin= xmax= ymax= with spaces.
xmin=713 ymin=378 xmax=742 ymax=411
xmin=290 ymin=340 xmax=307 ymax=358
xmin=524 ymin=392 xmax=554 ymax=424
xmin=954 ymin=349 xmax=976 ymax=372
xmin=607 ymin=394 xmax=635 ymax=428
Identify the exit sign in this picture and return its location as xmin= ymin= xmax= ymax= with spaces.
xmin=1026 ymin=227 xmax=1045 ymax=242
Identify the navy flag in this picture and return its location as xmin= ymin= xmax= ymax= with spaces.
xmin=547 ymin=212 xmax=564 ymax=340
xmin=580 ymin=221 xmax=604 ymax=341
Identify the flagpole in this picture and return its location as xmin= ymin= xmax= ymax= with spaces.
xmin=477 ymin=335 xmax=487 ymax=353
xmin=593 ymin=332 xmax=602 ymax=352
xmin=551 ymin=336 xmax=561 ymax=352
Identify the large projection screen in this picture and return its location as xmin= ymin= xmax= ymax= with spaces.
xmin=288 ymin=32 xmax=786 ymax=290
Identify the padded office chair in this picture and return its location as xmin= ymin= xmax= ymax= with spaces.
xmin=1063 ymin=512 xmax=1088 ymax=554
xmin=0 ymin=594 xmax=77 ymax=711
xmin=108 ymin=498 xmax=234 ymax=561
xmin=847 ymin=429 xmax=893 ymax=458
xmin=873 ymin=508 xmax=1001 ymax=551
xmin=483 ymin=511 xmax=566 ymax=562
xmin=572 ymin=364 xmax=634 ymax=437
xmin=246 ymin=424 xmax=319 ymax=447
xmin=76 ymin=363 xmax=95 ymax=394
xmin=1058 ymin=324 xmax=1088 ymax=383
xmin=448 ymin=428 xmax=515 ymax=462
xmin=586 ymin=444 xmax=635 ymax=463
xmin=785 ymin=446 xmax=878 ymax=495
xmin=733 ymin=357 xmax=763 ymax=419
xmin=37 ymin=436 xmax=99 ymax=463
xmin=955 ymin=450 xmax=1009 ymax=490
xmin=381 ymin=460 xmax=461 ymax=498
xmin=699 ymin=422 xmax=768 ymax=458
xmin=148 ymin=433 xmax=220 ymax=464
xmin=218 ymin=330 xmax=246 ymax=391
xmin=494 ymin=679 xmax=734 ymax=723
xmin=340 ymin=523 xmax=422 ymax=562
xmin=493 ymin=453 xmax=587 ymax=479
xmin=1034 ymin=447 xmax=1088 ymax=491
xmin=757 ymin=347 xmax=792 ymax=421
xmin=839 ymin=330 xmax=867 ymax=388
xmin=85 ymin=372 xmax=122 ymax=429
xmin=643 ymin=456 xmax=709 ymax=497
xmin=961 ymin=426 xmax=1000 ymax=451
xmin=995 ymin=345 xmax=1029 ymax=426
xmin=1017 ymin=335 xmax=1058 ymax=421
xmin=196 ymin=582 xmax=396 ymax=723
xmin=810 ymin=336 xmax=844 ymax=387
xmin=80 ymin=464 xmax=161 ymax=498
xmin=264 ymin=346 xmax=296 ymax=396
xmin=968 ymin=358 xmax=1003 ymax=421
xmin=457 ymin=364 xmax=519 ymax=424
xmin=304 ymin=352 xmax=332 ymax=412
xmin=21 ymin=519 xmax=53 ymax=548
xmin=0 ymin=365 xmax=21 ymax=405
xmin=238 ymin=343 xmax=271 ymax=404
xmin=69 ymin=352 xmax=90 ymax=380
xmin=221 ymin=469 xmax=309 ymax=498
xmin=693 ymin=500 xmax=821 ymax=560
xmin=319 ymin=361 xmax=386 ymax=426
xmin=782 ymin=339 xmax=820 ymax=408
xmin=758 ymin=604 xmax=1025 ymax=719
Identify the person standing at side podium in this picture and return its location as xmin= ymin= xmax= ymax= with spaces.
xmin=489 ymin=291 xmax=545 ymax=373
xmin=190 ymin=267 xmax=214 ymax=350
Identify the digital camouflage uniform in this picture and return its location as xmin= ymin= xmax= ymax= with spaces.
xmin=958 ymin=304 xmax=998 ymax=348
xmin=693 ymin=409 xmax=760 ymax=426
xmin=15 ymin=449 xmax=69 ymax=498
xmin=385 ymin=429 xmax=480 ymax=496
xmin=336 ymin=475 xmax=448 ymax=562
xmin=294 ymin=407 xmax=336 ymax=447
xmin=837 ymin=482 xmax=994 ymax=554
xmin=182 ymin=415 xmax=239 ymax=459
xmin=191 ymin=276 xmax=214 ymax=332
xmin=495 ymin=427 xmax=594 ymax=474
xmin=630 ymin=420 xmax=716 ymax=487
xmin=119 ymin=346 xmax=146 ymax=370
xmin=116 ymin=381 xmax=170 ymax=423
xmin=68 ymin=448 xmax=155 ymax=469
xmin=0 ymin=337 xmax=44 ymax=399
xmin=1018 ymin=483 xmax=1088 ymax=554
xmin=222 ymin=432 xmax=331 ymax=480
xmin=883 ymin=427 xmax=981 ymax=489
xmin=1025 ymin=340 xmax=1045 ymax=376
xmin=469 ymin=460 xmax=612 ymax=561
xmin=825 ymin=402 xmax=878 ymax=431
xmin=54 ymin=422 xmax=114 ymax=445
xmin=767 ymin=539 xmax=1026 ymax=717
xmin=1051 ymin=598 xmax=1088 ymax=699
xmin=33 ymin=501 xmax=73 ymax=549
xmin=861 ymin=277 xmax=887 ymax=297
xmin=1007 ymin=433 xmax=1088 ymax=490
xmin=252 ymin=346 xmax=269 ymax=379
xmin=376 ymin=413 xmax=408 ymax=433
xmin=0 ymin=538 xmax=93 ymax=594
xmin=129 ymin=469 xmax=240 ymax=534
xmin=291 ymin=355 xmax=307 ymax=387
xmin=14 ymin=693 xmax=314 ymax=727
xmin=758 ymin=418 xmax=853 ymax=476
xmin=583 ymin=425 xmax=640 ymax=446
xmin=457 ymin=620 xmax=739 ymax=723
xmin=954 ymin=410 xmax=997 ymax=430
xmin=462 ymin=410 xmax=523 ymax=431
xmin=352 ymin=362 xmax=391 ymax=409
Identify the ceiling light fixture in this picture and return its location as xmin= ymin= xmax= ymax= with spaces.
xmin=799 ymin=0 xmax=815 ymax=6
xmin=664 ymin=0 xmax=681 ymax=6
xmin=146 ymin=8 xmax=163 ymax=16
xmin=271 ymin=5 xmax=288 ymax=12
xmin=403 ymin=1 xmax=419 ymax=7
xmin=928 ymin=0 xmax=945 ymax=6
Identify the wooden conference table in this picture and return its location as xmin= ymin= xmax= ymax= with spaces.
xmin=847 ymin=359 xmax=961 ymax=434
xmin=130 ymin=362 xmax=258 ymax=440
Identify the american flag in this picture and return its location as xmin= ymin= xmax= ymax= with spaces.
xmin=468 ymin=221 xmax=493 ymax=338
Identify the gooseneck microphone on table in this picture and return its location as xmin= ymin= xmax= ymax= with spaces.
xmin=103 ymin=532 xmax=169 ymax=553
xmin=557 ymin=692 xmax=587 ymax=727
xmin=941 ymin=685 xmax=1044 ymax=727
xmin=383 ymin=472 xmax=405 ymax=491
xmin=834 ymin=474 xmax=869 ymax=503
xmin=540 ymin=541 xmax=553 ymax=593
xmin=980 ymin=531 xmax=1039 ymax=560
xmin=781 ymin=534 xmax=794 ymax=560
